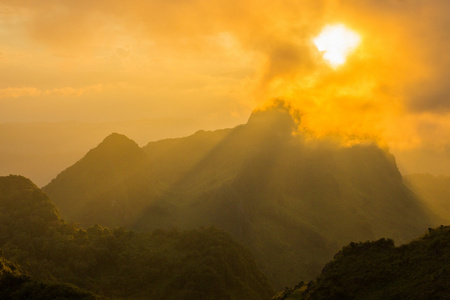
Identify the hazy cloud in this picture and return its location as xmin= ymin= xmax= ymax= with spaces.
xmin=0 ymin=0 xmax=449 ymax=156
xmin=0 ymin=85 xmax=103 ymax=99
xmin=0 ymin=87 xmax=41 ymax=98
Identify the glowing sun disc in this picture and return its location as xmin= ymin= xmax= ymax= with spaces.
xmin=314 ymin=24 xmax=361 ymax=67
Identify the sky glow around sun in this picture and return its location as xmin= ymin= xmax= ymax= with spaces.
xmin=1 ymin=1 xmax=450 ymax=176
xmin=314 ymin=24 xmax=361 ymax=67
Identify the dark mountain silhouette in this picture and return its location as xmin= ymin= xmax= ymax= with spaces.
xmin=43 ymin=103 xmax=435 ymax=289
xmin=275 ymin=225 xmax=450 ymax=300
xmin=1 ymin=175 xmax=273 ymax=299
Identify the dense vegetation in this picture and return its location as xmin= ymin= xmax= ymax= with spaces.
xmin=44 ymin=105 xmax=434 ymax=288
xmin=274 ymin=225 xmax=450 ymax=300
xmin=0 ymin=175 xmax=273 ymax=299
xmin=0 ymin=253 xmax=102 ymax=299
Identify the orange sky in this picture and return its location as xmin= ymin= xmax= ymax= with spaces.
xmin=1 ymin=0 xmax=450 ymax=175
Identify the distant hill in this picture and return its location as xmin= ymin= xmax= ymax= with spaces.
xmin=275 ymin=225 xmax=450 ymax=300
xmin=1 ymin=175 xmax=273 ymax=299
xmin=404 ymin=173 xmax=450 ymax=223
xmin=0 ymin=118 xmax=212 ymax=186
xmin=44 ymin=104 xmax=435 ymax=289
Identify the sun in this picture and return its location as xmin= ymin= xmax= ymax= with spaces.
xmin=314 ymin=24 xmax=361 ymax=67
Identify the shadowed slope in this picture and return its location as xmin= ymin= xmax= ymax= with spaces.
xmin=275 ymin=225 xmax=450 ymax=300
xmin=1 ymin=175 xmax=274 ymax=300
xmin=0 ymin=252 xmax=104 ymax=300
xmin=137 ymin=106 xmax=433 ymax=288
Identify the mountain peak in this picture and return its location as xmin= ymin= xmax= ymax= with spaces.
xmin=98 ymin=132 xmax=139 ymax=149
xmin=246 ymin=104 xmax=297 ymax=135
xmin=43 ymin=132 xmax=150 ymax=226
xmin=83 ymin=132 xmax=147 ymax=163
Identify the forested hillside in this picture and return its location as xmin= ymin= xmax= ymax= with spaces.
xmin=275 ymin=225 xmax=450 ymax=300
xmin=0 ymin=175 xmax=273 ymax=299
xmin=43 ymin=105 xmax=435 ymax=289
xmin=0 ymin=253 xmax=103 ymax=300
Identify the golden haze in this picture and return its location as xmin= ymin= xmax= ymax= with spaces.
xmin=0 ymin=0 xmax=450 ymax=176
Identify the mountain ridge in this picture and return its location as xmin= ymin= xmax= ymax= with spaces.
xmin=43 ymin=105 xmax=435 ymax=289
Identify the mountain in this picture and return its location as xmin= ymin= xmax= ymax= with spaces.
xmin=138 ymin=106 xmax=434 ymax=288
xmin=404 ymin=173 xmax=450 ymax=223
xmin=44 ymin=133 xmax=161 ymax=228
xmin=0 ymin=118 xmax=210 ymax=186
xmin=1 ymin=175 xmax=273 ymax=299
xmin=275 ymin=225 xmax=450 ymax=300
xmin=43 ymin=104 xmax=435 ymax=289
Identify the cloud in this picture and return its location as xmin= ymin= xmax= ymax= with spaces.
xmin=0 ymin=85 xmax=103 ymax=99
xmin=0 ymin=87 xmax=41 ymax=98
xmin=1 ymin=0 xmax=449 ymax=152
xmin=43 ymin=84 xmax=103 ymax=97
xmin=249 ymin=0 xmax=450 ymax=146
xmin=409 ymin=80 xmax=450 ymax=113
xmin=341 ymin=0 xmax=450 ymax=114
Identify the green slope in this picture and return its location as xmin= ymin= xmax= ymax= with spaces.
xmin=275 ymin=225 xmax=450 ymax=300
xmin=1 ymin=175 xmax=273 ymax=299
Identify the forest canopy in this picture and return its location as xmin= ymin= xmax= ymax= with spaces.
xmin=0 ymin=175 xmax=273 ymax=299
